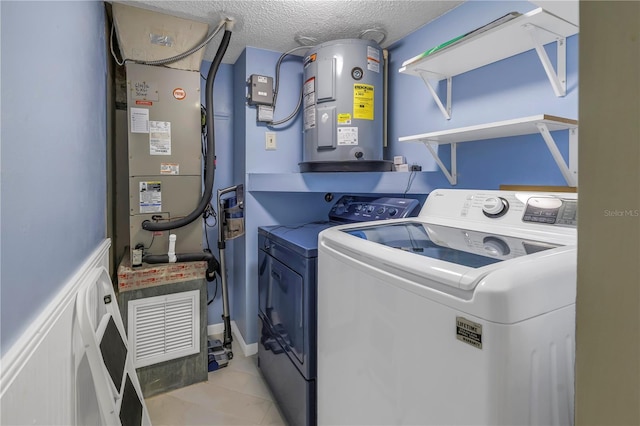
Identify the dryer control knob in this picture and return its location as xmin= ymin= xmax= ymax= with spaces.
xmin=482 ymin=197 xmax=509 ymax=218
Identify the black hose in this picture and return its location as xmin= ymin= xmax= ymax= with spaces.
xmin=142 ymin=29 xmax=232 ymax=232
xmin=143 ymin=251 xmax=220 ymax=282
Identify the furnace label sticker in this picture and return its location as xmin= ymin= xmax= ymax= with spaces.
xmin=353 ymin=84 xmax=374 ymax=120
xmin=130 ymin=108 xmax=149 ymax=133
xmin=139 ymin=181 xmax=161 ymax=213
xmin=337 ymin=113 xmax=352 ymax=125
xmin=367 ymin=46 xmax=381 ymax=73
xmin=456 ymin=316 xmax=483 ymax=349
xmin=337 ymin=127 xmax=358 ymax=145
xmin=160 ymin=163 xmax=179 ymax=175
xmin=149 ymin=121 xmax=171 ymax=155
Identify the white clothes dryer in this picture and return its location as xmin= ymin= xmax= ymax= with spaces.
xmin=317 ymin=189 xmax=578 ymax=426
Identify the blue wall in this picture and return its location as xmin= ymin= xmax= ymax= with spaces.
xmin=0 ymin=1 xmax=107 ymax=355
xmin=232 ymin=47 xmax=340 ymax=343
xmin=199 ymin=61 xmax=237 ymax=328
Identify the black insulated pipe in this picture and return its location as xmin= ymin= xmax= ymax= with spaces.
xmin=142 ymin=28 xmax=232 ymax=232
xmin=143 ymin=251 xmax=220 ymax=282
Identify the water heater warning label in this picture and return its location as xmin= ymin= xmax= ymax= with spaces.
xmin=139 ymin=181 xmax=161 ymax=213
xmin=337 ymin=127 xmax=358 ymax=145
xmin=367 ymin=46 xmax=381 ymax=73
xmin=353 ymin=84 xmax=374 ymax=120
xmin=337 ymin=113 xmax=352 ymax=125
xmin=456 ymin=317 xmax=483 ymax=349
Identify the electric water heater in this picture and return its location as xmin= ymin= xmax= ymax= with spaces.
xmin=301 ymin=39 xmax=392 ymax=172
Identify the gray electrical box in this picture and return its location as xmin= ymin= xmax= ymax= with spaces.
xmin=247 ymin=74 xmax=274 ymax=106
xmin=126 ymin=63 xmax=203 ymax=257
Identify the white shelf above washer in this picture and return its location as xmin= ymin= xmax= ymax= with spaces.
xmin=399 ymin=8 xmax=579 ymax=119
xmin=399 ymin=114 xmax=578 ymax=186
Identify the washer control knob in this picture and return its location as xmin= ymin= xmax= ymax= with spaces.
xmin=388 ymin=208 xmax=398 ymax=217
xmin=482 ymin=197 xmax=509 ymax=218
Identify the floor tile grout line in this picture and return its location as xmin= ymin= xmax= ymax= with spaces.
xmin=204 ymin=381 xmax=275 ymax=404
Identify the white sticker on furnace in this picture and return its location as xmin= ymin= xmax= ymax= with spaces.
xmin=139 ymin=181 xmax=161 ymax=213
xmin=160 ymin=163 xmax=179 ymax=175
xmin=149 ymin=121 xmax=171 ymax=155
xmin=130 ymin=107 xmax=150 ymax=133
xmin=337 ymin=127 xmax=358 ymax=145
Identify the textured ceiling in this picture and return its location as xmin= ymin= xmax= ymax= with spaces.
xmin=112 ymin=1 xmax=464 ymax=64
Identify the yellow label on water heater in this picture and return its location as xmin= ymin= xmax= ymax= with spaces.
xmin=353 ymin=84 xmax=374 ymax=120
xmin=337 ymin=113 xmax=352 ymax=124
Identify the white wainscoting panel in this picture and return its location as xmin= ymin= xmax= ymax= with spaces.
xmin=0 ymin=239 xmax=111 ymax=425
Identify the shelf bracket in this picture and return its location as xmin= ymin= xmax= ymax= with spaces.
xmin=524 ymin=24 xmax=567 ymax=97
xmin=424 ymin=141 xmax=457 ymax=185
xmin=536 ymin=123 xmax=578 ymax=186
xmin=418 ymin=72 xmax=452 ymax=120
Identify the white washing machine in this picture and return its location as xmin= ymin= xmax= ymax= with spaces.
xmin=317 ymin=189 xmax=578 ymax=426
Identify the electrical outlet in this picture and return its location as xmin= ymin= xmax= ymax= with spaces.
xmin=265 ymin=132 xmax=276 ymax=150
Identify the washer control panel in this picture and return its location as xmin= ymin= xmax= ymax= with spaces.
xmin=522 ymin=197 xmax=577 ymax=226
xmin=329 ymin=196 xmax=420 ymax=223
xmin=423 ymin=189 xmax=577 ymax=229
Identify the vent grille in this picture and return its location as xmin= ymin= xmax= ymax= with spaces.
xmin=128 ymin=290 xmax=199 ymax=368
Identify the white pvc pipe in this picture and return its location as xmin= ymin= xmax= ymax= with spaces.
xmin=168 ymin=234 xmax=177 ymax=263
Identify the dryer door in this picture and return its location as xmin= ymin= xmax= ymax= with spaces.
xmin=258 ymin=250 xmax=308 ymax=372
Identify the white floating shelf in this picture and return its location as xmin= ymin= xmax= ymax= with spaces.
xmin=400 ymin=114 xmax=578 ymax=186
xmin=399 ymin=8 xmax=579 ymax=118
xmin=399 ymin=8 xmax=577 ymax=80
xmin=399 ymin=115 xmax=577 ymax=145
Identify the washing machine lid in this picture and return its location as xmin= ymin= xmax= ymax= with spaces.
xmin=343 ymin=222 xmax=560 ymax=269
xmin=320 ymin=218 xmax=576 ymax=292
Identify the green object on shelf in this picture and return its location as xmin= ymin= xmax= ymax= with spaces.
xmin=402 ymin=11 xmax=522 ymax=67
xmin=424 ymin=34 xmax=467 ymax=56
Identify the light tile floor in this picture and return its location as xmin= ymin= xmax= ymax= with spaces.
xmin=145 ymin=337 xmax=286 ymax=425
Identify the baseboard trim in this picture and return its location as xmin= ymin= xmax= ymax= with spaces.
xmin=206 ymin=323 xmax=225 ymax=337
xmin=231 ymin=321 xmax=258 ymax=357
xmin=206 ymin=321 xmax=257 ymax=357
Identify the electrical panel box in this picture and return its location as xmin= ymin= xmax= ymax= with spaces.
xmin=247 ymin=74 xmax=274 ymax=106
xmin=126 ymin=63 xmax=203 ymax=257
